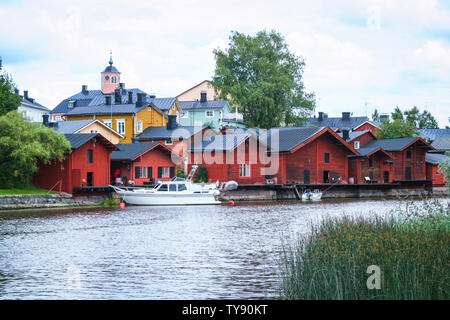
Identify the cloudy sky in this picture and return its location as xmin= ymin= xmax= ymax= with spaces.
xmin=1 ymin=0 xmax=449 ymax=126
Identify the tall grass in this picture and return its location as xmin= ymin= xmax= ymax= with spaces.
xmin=280 ymin=200 xmax=449 ymax=300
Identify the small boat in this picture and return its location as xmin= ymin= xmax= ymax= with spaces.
xmin=302 ymin=189 xmax=323 ymax=201
xmin=110 ymin=166 xmax=233 ymax=206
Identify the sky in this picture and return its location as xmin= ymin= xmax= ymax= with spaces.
xmin=0 ymin=0 xmax=449 ymax=127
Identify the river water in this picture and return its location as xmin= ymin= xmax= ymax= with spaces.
xmin=0 ymin=199 xmax=423 ymax=299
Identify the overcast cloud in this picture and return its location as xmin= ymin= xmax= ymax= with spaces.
xmin=1 ymin=0 xmax=449 ymax=126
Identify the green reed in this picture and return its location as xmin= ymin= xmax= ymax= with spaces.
xmin=280 ymin=200 xmax=449 ymax=300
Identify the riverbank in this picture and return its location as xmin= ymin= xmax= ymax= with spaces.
xmin=280 ymin=199 xmax=450 ymax=300
xmin=0 ymin=193 xmax=112 ymax=210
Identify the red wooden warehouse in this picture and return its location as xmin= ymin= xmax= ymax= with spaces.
xmin=32 ymin=133 xmax=118 ymax=193
xmin=188 ymin=132 xmax=269 ymax=185
xmin=111 ymin=142 xmax=179 ymax=185
xmin=264 ymin=127 xmax=360 ymax=185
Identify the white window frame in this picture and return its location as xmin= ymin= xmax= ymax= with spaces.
xmin=162 ymin=167 xmax=170 ymax=178
xmin=103 ymin=119 xmax=112 ymax=128
xmin=205 ymin=110 xmax=214 ymax=118
xmin=137 ymin=120 xmax=143 ymax=133
xmin=354 ymin=141 xmax=360 ymax=149
xmin=90 ymin=130 xmax=98 ymax=133
xmin=142 ymin=167 xmax=148 ymax=178
xmin=116 ymin=119 xmax=126 ymax=134
xmin=239 ymin=164 xmax=251 ymax=177
xmin=111 ymin=76 xmax=117 ymax=83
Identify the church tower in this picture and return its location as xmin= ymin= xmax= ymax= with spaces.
xmin=101 ymin=51 xmax=121 ymax=94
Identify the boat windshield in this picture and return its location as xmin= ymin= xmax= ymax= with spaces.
xmin=158 ymin=184 xmax=168 ymax=192
xmin=153 ymin=183 xmax=161 ymax=190
xmin=169 ymin=184 xmax=177 ymax=192
xmin=178 ymin=184 xmax=187 ymax=191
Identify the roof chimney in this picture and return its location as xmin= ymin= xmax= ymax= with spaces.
xmin=128 ymin=91 xmax=133 ymax=104
xmin=119 ymin=83 xmax=125 ymax=90
xmin=105 ymin=96 xmax=112 ymax=105
xmin=200 ymin=91 xmax=207 ymax=103
xmin=23 ymin=90 xmax=29 ymax=100
xmin=167 ymin=114 xmax=178 ymax=130
xmin=114 ymin=89 xmax=121 ymax=104
xmin=342 ymin=129 xmax=350 ymax=141
xmin=82 ymin=85 xmax=88 ymax=94
xmin=342 ymin=112 xmax=351 ymax=121
xmin=136 ymin=93 xmax=147 ymax=107
xmin=149 ymin=94 xmax=156 ymax=99
xmin=14 ymin=88 xmax=19 ymax=95
xmin=318 ymin=112 xmax=324 ymax=121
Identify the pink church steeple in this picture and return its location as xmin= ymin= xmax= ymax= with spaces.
xmin=101 ymin=51 xmax=121 ymax=94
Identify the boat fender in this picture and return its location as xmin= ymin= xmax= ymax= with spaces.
xmin=228 ymin=200 xmax=235 ymax=206
xmin=120 ymin=202 xmax=126 ymax=209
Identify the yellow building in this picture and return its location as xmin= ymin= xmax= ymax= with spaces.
xmin=51 ymin=56 xmax=181 ymax=143
xmin=66 ymin=97 xmax=181 ymax=144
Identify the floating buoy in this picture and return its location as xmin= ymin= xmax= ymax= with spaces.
xmin=120 ymin=202 xmax=126 ymax=209
xmin=228 ymin=200 xmax=235 ymax=206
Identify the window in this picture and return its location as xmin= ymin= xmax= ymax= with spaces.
xmin=137 ymin=120 xmax=143 ymax=133
xmin=169 ymin=184 xmax=177 ymax=192
xmin=103 ymin=119 xmax=112 ymax=128
xmin=87 ymin=149 xmax=93 ymax=163
xmin=239 ymin=164 xmax=251 ymax=177
xmin=111 ymin=76 xmax=117 ymax=83
xmin=324 ymin=153 xmax=330 ymax=163
xmin=135 ymin=167 xmax=142 ymax=179
xmin=354 ymin=141 xmax=360 ymax=149
xmin=116 ymin=119 xmax=125 ymax=134
xmin=105 ymin=75 xmax=110 ymax=81
xmin=369 ymin=158 xmax=373 ymax=167
xmin=158 ymin=167 xmax=171 ymax=178
xmin=205 ymin=110 xmax=214 ymax=118
xmin=158 ymin=184 xmax=168 ymax=191
xmin=180 ymin=111 xmax=188 ymax=118
xmin=90 ymin=130 xmax=98 ymax=133
xmin=178 ymin=184 xmax=187 ymax=191
xmin=165 ymin=138 xmax=173 ymax=145
xmin=406 ymin=150 xmax=412 ymax=159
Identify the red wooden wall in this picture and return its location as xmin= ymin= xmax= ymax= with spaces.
xmin=354 ymin=123 xmax=379 ymax=134
xmin=426 ymin=163 xmax=446 ymax=186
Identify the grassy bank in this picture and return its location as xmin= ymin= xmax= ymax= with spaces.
xmin=280 ymin=199 xmax=449 ymax=300
xmin=0 ymin=185 xmax=55 ymax=195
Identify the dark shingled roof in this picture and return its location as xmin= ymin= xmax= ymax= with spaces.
xmin=103 ymin=65 xmax=120 ymax=73
xmin=304 ymin=115 xmax=372 ymax=130
xmin=357 ymin=137 xmax=427 ymax=156
xmin=426 ymin=152 xmax=449 ymax=165
xmin=338 ymin=130 xmax=373 ymax=142
xmin=262 ymin=127 xmax=323 ymax=152
xmin=111 ymin=142 xmax=159 ymax=161
xmin=64 ymin=133 xmax=97 ymax=149
xmin=21 ymin=97 xmax=50 ymax=112
xmin=54 ymin=119 xmax=96 ymax=134
xmin=134 ymin=125 xmax=206 ymax=141
xmin=179 ymin=100 xmax=230 ymax=111
xmin=65 ymin=104 xmax=146 ymax=116
xmin=190 ymin=133 xmax=250 ymax=151
xmin=51 ymin=88 xmax=146 ymax=114
xmin=431 ymin=136 xmax=450 ymax=152
xmin=419 ymin=128 xmax=450 ymax=141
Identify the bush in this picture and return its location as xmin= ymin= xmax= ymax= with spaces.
xmin=280 ymin=200 xmax=449 ymax=300
xmin=194 ymin=166 xmax=208 ymax=183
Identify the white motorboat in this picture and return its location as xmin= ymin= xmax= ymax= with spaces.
xmin=302 ymin=189 xmax=323 ymax=201
xmin=110 ymin=166 xmax=234 ymax=206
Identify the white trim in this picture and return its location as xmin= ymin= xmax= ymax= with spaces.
xmin=116 ymin=118 xmax=126 ymax=134
xmin=205 ymin=110 xmax=214 ymax=118
xmin=353 ymin=120 xmax=380 ymax=131
xmin=74 ymin=119 xmax=124 ymax=138
xmin=239 ymin=163 xmax=251 ymax=177
xmin=137 ymin=120 xmax=143 ymax=133
xmin=180 ymin=111 xmax=189 ymax=118
xmin=354 ymin=141 xmax=360 ymax=149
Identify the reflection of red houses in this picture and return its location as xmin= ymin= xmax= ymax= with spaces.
xmin=32 ymin=133 xmax=118 ymax=193
xmin=265 ymin=127 xmax=359 ymax=185
xmin=111 ymin=142 xmax=179 ymax=185
xmin=188 ymin=133 xmax=269 ymax=185
xmin=425 ymin=153 xmax=448 ymax=187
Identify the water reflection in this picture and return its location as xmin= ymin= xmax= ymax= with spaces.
xmin=0 ymin=199 xmax=429 ymax=299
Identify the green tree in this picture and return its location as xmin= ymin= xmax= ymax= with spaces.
xmin=418 ymin=110 xmax=438 ymax=129
xmin=0 ymin=57 xmax=22 ymax=116
xmin=212 ymin=30 xmax=315 ymax=129
xmin=404 ymin=106 xmax=420 ymax=127
xmin=391 ymin=106 xmax=404 ymax=121
xmin=372 ymin=109 xmax=380 ymax=122
xmin=0 ymin=111 xmax=71 ymax=187
xmin=376 ymin=119 xmax=418 ymax=139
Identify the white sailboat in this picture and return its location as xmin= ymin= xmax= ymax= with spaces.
xmin=110 ymin=166 xmax=236 ymax=206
